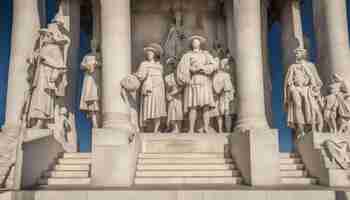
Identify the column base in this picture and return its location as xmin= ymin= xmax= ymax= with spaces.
xmin=230 ymin=128 xmax=280 ymax=186
xmin=91 ymin=128 xmax=140 ymax=187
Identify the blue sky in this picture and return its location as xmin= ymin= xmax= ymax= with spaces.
xmin=0 ymin=0 xmax=348 ymax=152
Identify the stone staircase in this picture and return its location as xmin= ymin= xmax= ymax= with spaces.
xmin=279 ymin=152 xmax=317 ymax=185
xmin=134 ymin=153 xmax=242 ymax=185
xmin=38 ymin=152 xmax=92 ymax=187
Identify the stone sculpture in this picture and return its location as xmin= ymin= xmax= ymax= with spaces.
xmin=121 ymin=74 xmax=141 ymax=133
xmin=165 ymin=73 xmax=183 ymax=133
xmin=80 ymin=42 xmax=102 ymax=128
xmin=177 ymin=35 xmax=218 ymax=133
xmin=283 ymin=48 xmax=323 ymax=136
xmin=323 ymin=138 xmax=350 ymax=169
xmin=50 ymin=107 xmax=75 ymax=152
xmin=135 ymin=43 xmax=167 ymax=133
xmin=324 ymin=74 xmax=350 ymax=134
xmin=26 ymin=14 xmax=71 ymax=129
xmin=163 ymin=5 xmax=187 ymax=66
xmin=212 ymin=58 xmax=235 ymax=133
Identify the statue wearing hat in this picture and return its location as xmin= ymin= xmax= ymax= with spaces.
xmin=283 ymin=47 xmax=323 ymax=136
xmin=26 ymin=13 xmax=71 ymax=128
xmin=135 ymin=43 xmax=167 ymax=133
xmin=80 ymin=40 xmax=102 ymax=128
xmin=177 ymin=35 xmax=218 ymax=133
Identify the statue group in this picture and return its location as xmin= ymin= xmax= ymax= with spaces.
xmin=283 ymin=48 xmax=350 ymax=137
xmin=121 ymin=36 xmax=236 ymax=133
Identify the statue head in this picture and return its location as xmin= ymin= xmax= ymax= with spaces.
xmin=144 ymin=43 xmax=163 ymax=61
xmin=220 ymin=58 xmax=230 ymax=71
xmin=294 ymin=48 xmax=308 ymax=62
xmin=60 ymin=107 xmax=68 ymax=116
xmin=52 ymin=14 xmax=65 ymax=27
xmin=189 ymin=35 xmax=206 ymax=50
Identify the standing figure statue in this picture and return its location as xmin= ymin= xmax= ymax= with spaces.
xmin=26 ymin=14 xmax=71 ymax=128
xmin=135 ymin=43 xmax=167 ymax=133
xmin=324 ymin=82 xmax=342 ymax=133
xmin=212 ymin=58 xmax=235 ymax=133
xmin=163 ymin=5 xmax=187 ymax=66
xmin=80 ymin=41 xmax=102 ymax=128
xmin=177 ymin=35 xmax=218 ymax=133
xmin=165 ymin=73 xmax=183 ymax=133
xmin=283 ymin=48 xmax=323 ymax=137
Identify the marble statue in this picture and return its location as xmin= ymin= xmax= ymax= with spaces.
xmin=212 ymin=58 xmax=235 ymax=133
xmin=283 ymin=48 xmax=323 ymax=136
xmin=80 ymin=42 xmax=102 ymax=128
xmin=121 ymin=74 xmax=141 ymax=133
xmin=324 ymin=82 xmax=342 ymax=133
xmin=163 ymin=5 xmax=187 ymax=66
xmin=165 ymin=73 xmax=183 ymax=133
xmin=26 ymin=14 xmax=71 ymax=129
xmin=323 ymin=138 xmax=350 ymax=169
xmin=177 ymin=35 xmax=218 ymax=133
xmin=135 ymin=43 xmax=167 ymax=133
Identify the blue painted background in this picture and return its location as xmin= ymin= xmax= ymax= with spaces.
xmin=0 ymin=0 xmax=348 ymax=152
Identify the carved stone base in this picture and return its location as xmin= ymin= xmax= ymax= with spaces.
xmin=139 ymin=133 xmax=230 ymax=154
xmin=230 ymin=128 xmax=280 ymax=186
xmin=296 ymin=132 xmax=350 ymax=187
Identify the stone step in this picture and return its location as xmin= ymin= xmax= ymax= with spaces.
xmin=135 ymin=177 xmax=242 ymax=185
xmin=279 ymin=153 xmax=299 ymax=159
xmin=280 ymin=158 xmax=302 ymax=164
xmin=137 ymin=164 xmax=236 ymax=171
xmin=280 ymin=164 xmax=305 ymax=171
xmin=38 ymin=178 xmax=91 ymax=185
xmin=280 ymin=170 xmax=308 ymax=177
xmin=54 ymin=164 xmax=90 ymax=171
xmin=43 ymin=171 xmax=89 ymax=178
xmin=57 ymin=158 xmax=91 ymax=165
xmin=138 ymin=153 xmax=226 ymax=159
xmin=61 ymin=153 xmax=91 ymax=159
xmin=136 ymin=170 xmax=240 ymax=177
xmin=281 ymin=177 xmax=317 ymax=185
xmin=138 ymin=158 xmax=233 ymax=165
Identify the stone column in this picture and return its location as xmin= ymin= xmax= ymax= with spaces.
xmin=261 ymin=0 xmax=273 ymax=127
xmin=280 ymin=0 xmax=304 ymax=72
xmin=230 ymin=0 xmax=279 ymax=186
xmin=59 ymin=0 xmax=81 ymax=152
xmin=92 ymin=0 xmax=101 ymax=46
xmin=4 ymin=0 xmax=41 ymax=128
xmin=92 ymin=0 xmax=137 ymax=187
xmin=100 ymin=0 xmax=132 ymax=129
xmin=313 ymin=0 xmax=350 ymax=82
xmin=233 ymin=0 xmax=269 ymax=129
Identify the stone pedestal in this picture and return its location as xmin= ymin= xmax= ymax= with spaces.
xmin=91 ymin=129 xmax=140 ymax=187
xmin=230 ymin=129 xmax=280 ymax=186
xmin=296 ymin=132 xmax=350 ymax=187
xmin=22 ymin=131 xmax=65 ymax=188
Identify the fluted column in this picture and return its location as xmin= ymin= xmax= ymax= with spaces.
xmin=313 ymin=0 xmax=350 ymax=82
xmin=5 ymin=0 xmax=41 ymax=128
xmin=233 ymin=0 xmax=269 ymax=129
xmin=100 ymin=0 xmax=132 ymax=129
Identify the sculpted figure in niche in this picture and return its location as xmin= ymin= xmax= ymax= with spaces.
xmin=80 ymin=41 xmax=102 ymax=128
xmin=26 ymin=14 xmax=71 ymax=128
xmin=135 ymin=43 xmax=167 ymax=133
xmin=177 ymin=35 xmax=218 ymax=133
xmin=283 ymin=48 xmax=323 ymax=137
xmin=212 ymin=58 xmax=235 ymax=133
xmin=164 ymin=5 xmax=187 ymax=66
xmin=165 ymin=73 xmax=183 ymax=133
